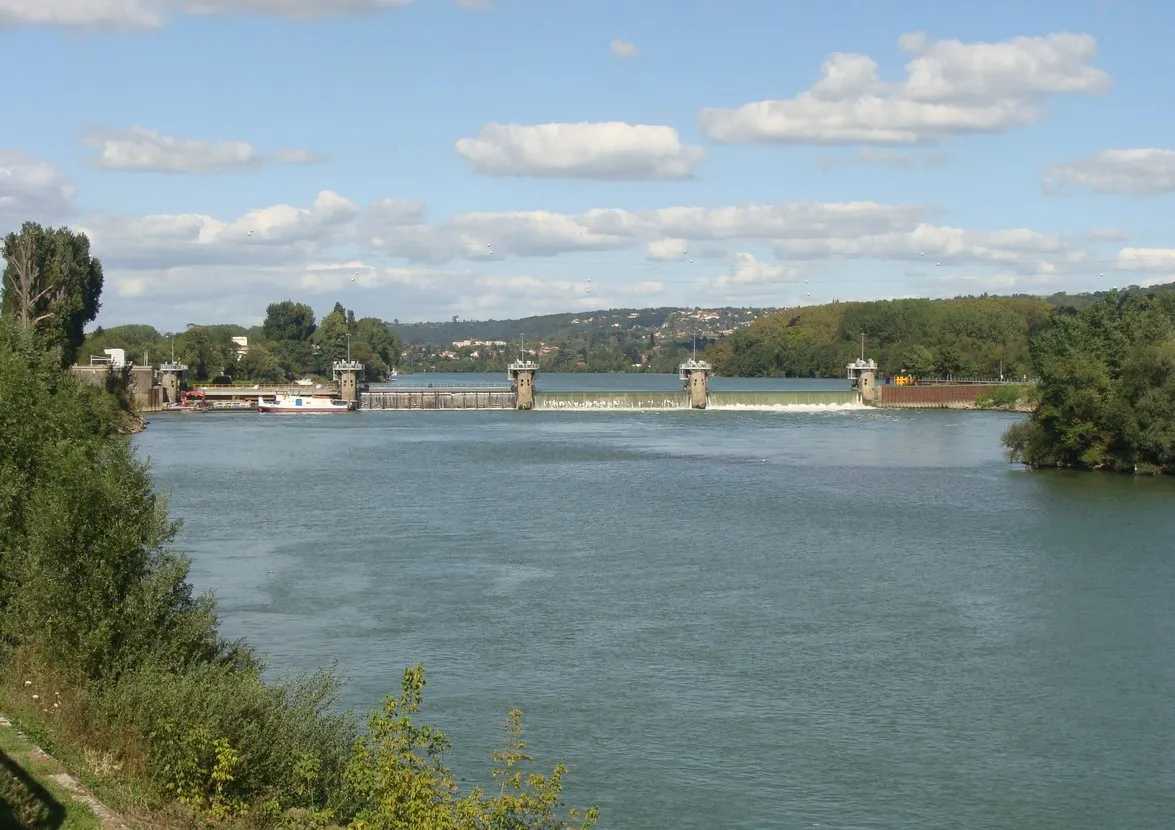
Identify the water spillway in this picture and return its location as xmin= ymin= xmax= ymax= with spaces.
xmin=707 ymin=390 xmax=863 ymax=409
xmin=360 ymin=387 xmax=515 ymax=410
xmin=535 ymin=391 xmax=692 ymax=410
xmin=532 ymin=389 xmax=863 ymax=411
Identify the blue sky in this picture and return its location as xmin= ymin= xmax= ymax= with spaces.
xmin=1 ymin=0 xmax=1173 ymax=330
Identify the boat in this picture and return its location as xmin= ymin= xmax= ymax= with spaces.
xmin=293 ymin=378 xmax=315 ymax=386
xmin=257 ymin=393 xmax=351 ymax=414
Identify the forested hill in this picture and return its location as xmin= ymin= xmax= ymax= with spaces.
xmin=387 ymin=306 xmax=757 ymax=343
xmin=706 ymin=295 xmax=1053 ymax=379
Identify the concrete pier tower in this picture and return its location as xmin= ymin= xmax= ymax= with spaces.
xmin=846 ymin=357 xmax=879 ymax=403
xmin=679 ymin=358 xmax=712 ymax=409
xmin=508 ymin=360 xmax=538 ymax=410
xmin=160 ymin=360 xmax=187 ymax=405
xmin=332 ymin=359 xmax=364 ymax=406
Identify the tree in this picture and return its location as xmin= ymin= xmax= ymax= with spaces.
xmin=1004 ymin=291 xmax=1175 ymax=473
xmin=313 ymin=304 xmax=351 ymax=371
xmin=2 ymin=222 xmax=104 ymax=367
xmin=901 ymin=344 xmax=936 ymax=377
xmin=180 ymin=326 xmax=231 ymax=381
xmin=263 ymin=300 xmax=317 ymax=343
xmin=235 ymin=342 xmax=285 ymax=382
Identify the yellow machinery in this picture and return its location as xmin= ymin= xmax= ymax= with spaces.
xmin=894 ymin=374 xmax=916 ymax=386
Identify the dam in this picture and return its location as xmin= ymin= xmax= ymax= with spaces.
xmin=146 ymin=356 xmax=1025 ymax=414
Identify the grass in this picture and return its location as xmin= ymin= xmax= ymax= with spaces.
xmin=0 ymin=723 xmax=103 ymax=829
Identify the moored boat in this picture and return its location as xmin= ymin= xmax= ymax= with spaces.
xmin=257 ymin=393 xmax=350 ymax=413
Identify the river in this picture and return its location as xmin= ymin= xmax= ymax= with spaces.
xmin=135 ymin=374 xmax=1175 ymax=829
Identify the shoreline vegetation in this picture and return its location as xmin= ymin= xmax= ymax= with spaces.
xmin=2 ymin=223 xmax=598 ymax=828
xmin=1002 ymin=290 xmax=1175 ymax=475
xmin=83 ymin=283 xmax=1175 ymax=383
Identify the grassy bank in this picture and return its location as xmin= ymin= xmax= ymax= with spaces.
xmin=1 ymin=311 xmax=598 ymax=828
xmin=0 ymin=717 xmax=103 ymax=829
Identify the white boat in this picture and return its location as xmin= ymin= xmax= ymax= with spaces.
xmin=258 ymin=393 xmax=350 ymax=414
xmin=293 ymin=378 xmax=315 ymax=386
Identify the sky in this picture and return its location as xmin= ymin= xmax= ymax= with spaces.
xmin=2 ymin=0 xmax=1174 ymax=331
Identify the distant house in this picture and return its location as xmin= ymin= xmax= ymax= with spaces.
xmin=231 ymin=336 xmax=249 ymax=357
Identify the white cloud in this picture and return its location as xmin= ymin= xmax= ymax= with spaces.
xmin=56 ymin=188 xmax=1109 ymax=326
xmin=699 ymin=32 xmax=1109 ymax=144
xmin=0 ymin=150 xmax=76 ymax=226
xmin=81 ymin=126 xmax=260 ymax=173
xmin=455 ymin=122 xmax=705 ymax=180
xmin=452 ymin=0 xmax=491 ymax=9
xmin=647 ymin=238 xmax=690 ymax=261
xmin=611 ymin=39 xmax=639 ymax=59
xmin=771 ymin=222 xmax=1084 ymax=275
xmin=0 ymin=0 xmax=412 ymax=30
xmin=79 ymin=126 xmax=325 ymax=173
xmin=691 ymin=253 xmax=806 ymax=302
xmin=0 ymin=0 xmax=161 ymax=29
xmin=1044 ymin=148 xmax=1175 ymax=195
xmin=1115 ymin=248 xmax=1175 ymax=271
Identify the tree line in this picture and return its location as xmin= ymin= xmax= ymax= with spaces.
xmin=703 ymin=296 xmax=1056 ymax=379
xmin=1004 ymin=290 xmax=1175 ymax=474
xmin=2 ymin=223 xmax=598 ymax=825
xmin=84 ymin=299 xmax=402 ymax=383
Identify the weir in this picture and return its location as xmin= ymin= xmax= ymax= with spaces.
xmin=360 ymin=387 xmax=515 ymax=410
xmin=707 ymin=390 xmax=861 ymax=408
xmin=535 ymin=391 xmax=691 ymax=410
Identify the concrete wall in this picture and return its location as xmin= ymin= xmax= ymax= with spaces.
xmin=512 ymin=369 xmax=535 ymax=410
xmin=70 ymin=365 xmax=163 ymax=412
xmin=687 ymin=370 xmax=708 ymax=408
xmin=877 ymin=384 xmax=999 ymax=408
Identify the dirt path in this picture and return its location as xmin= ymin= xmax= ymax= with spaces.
xmin=0 ymin=714 xmax=129 ymax=829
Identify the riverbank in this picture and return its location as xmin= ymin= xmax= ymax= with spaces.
xmin=0 ymin=712 xmax=120 ymax=829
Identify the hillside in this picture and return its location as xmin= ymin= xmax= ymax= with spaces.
xmin=389 ymin=306 xmax=771 ymax=345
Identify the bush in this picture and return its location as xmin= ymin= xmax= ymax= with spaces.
xmin=0 ymin=316 xmax=598 ymax=827
xmin=975 ymin=384 xmax=1024 ymax=409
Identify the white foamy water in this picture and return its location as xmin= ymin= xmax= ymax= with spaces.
xmin=708 ymin=402 xmax=870 ymax=412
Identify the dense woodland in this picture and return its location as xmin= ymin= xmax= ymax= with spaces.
xmin=704 ymin=296 xmax=1057 ymax=379
xmin=1004 ymin=290 xmax=1175 ymax=474
xmin=2 ymin=224 xmax=599 ymax=825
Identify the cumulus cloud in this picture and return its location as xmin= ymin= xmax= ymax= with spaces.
xmin=699 ymin=32 xmax=1109 ymax=144
xmin=0 ymin=0 xmax=412 ymax=30
xmin=771 ymin=223 xmax=1085 ymax=275
xmin=455 ymin=122 xmax=705 ymax=180
xmin=69 ymin=187 xmax=1110 ymax=327
xmin=0 ymin=149 xmax=77 ymax=226
xmin=1115 ymin=247 xmax=1175 ymax=271
xmin=79 ymin=126 xmax=324 ymax=173
xmin=81 ymin=126 xmax=260 ymax=173
xmin=611 ymin=39 xmax=639 ymax=59
xmin=1044 ymin=148 xmax=1175 ymax=195
xmin=647 ymin=238 xmax=690 ymax=261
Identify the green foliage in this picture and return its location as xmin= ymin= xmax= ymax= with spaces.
xmin=263 ymin=301 xmax=318 ymax=342
xmin=342 ymin=666 xmax=597 ymax=830
xmin=1004 ymin=291 xmax=1175 ymax=473
xmin=0 ymin=724 xmax=104 ymax=829
xmin=235 ymin=342 xmax=286 ymax=382
xmin=708 ymin=296 xmax=1053 ymax=378
xmin=0 ymin=304 xmax=598 ymax=827
xmin=975 ymin=384 xmax=1024 ymax=409
xmin=2 ymin=222 xmax=104 ymax=368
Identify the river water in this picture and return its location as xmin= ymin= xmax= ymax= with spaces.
xmin=135 ymin=374 xmax=1175 ymax=830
